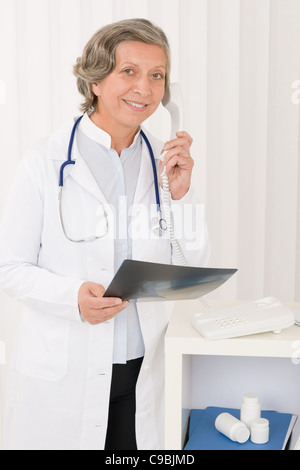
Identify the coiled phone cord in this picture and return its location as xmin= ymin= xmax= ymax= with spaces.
xmin=160 ymin=161 xmax=212 ymax=310
xmin=160 ymin=164 xmax=188 ymax=266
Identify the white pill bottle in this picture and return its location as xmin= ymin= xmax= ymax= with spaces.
xmin=215 ymin=413 xmax=250 ymax=444
xmin=240 ymin=393 xmax=261 ymax=428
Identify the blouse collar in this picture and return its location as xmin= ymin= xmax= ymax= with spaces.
xmin=79 ymin=113 xmax=141 ymax=150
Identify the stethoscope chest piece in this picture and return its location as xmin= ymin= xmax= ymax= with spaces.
xmin=151 ymin=214 xmax=167 ymax=237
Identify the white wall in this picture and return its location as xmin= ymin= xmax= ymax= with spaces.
xmin=190 ymin=355 xmax=300 ymax=417
xmin=1 ymin=0 xmax=300 ymax=449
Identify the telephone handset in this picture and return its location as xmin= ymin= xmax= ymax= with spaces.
xmin=161 ymin=83 xmax=188 ymax=266
xmin=162 ymin=83 xmax=184 ymax=141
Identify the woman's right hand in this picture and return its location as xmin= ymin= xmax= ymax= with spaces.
xmin=78 ymin=281 xmax=129 ymax=325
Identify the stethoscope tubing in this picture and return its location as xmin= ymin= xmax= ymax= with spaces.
xmin=59 ymin=115 xmax=83 ymax=188
xmin=60 ymin=117 xmax=161 ymax=211
xmin=59 ymin=116 xmax=165 ymax=240
xmin=139 ymin=129 xmax=161 ymax=214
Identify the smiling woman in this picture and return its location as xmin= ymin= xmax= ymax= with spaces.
xmin=73 ymin=20 xmax=171 ymax=155
xmin=73 ymin=18 xmax=171 ymax=115
xmin=0 ymin=16 xmax=210 ymax=451
xmin=90 ymin=41 xmax=167 ymax=153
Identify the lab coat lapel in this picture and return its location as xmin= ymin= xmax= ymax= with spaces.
xmin=51 ymin=121 xmax=162 ymax=207
xmin=69 ymin=137 xmax=109 ymax=205
xmin=48 ymin=117 xmax=109 ymax=204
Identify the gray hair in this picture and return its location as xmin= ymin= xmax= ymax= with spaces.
xmin=73 ymin=18 xmax=171 ymax=113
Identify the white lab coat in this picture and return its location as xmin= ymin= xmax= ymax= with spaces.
xmin=0 ymin=118 xmax=210 ymax=450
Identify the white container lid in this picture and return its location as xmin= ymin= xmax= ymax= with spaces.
xmin=236 ymin=426 xmax=250 ymax=444
xmin=242 ymin=393 xmax=259 ymax=405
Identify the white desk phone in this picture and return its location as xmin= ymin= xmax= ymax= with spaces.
xmin=191 ymin=297 xmax=295 ymax=340
xmin=163 ymin=84 xmax=296 ymax=340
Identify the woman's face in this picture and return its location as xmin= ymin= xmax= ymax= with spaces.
xmin=92 ymin=41 xmax=167 ymax=132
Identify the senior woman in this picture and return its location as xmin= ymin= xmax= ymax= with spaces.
xmin=0 ymin=19 xmax=210 ymax=450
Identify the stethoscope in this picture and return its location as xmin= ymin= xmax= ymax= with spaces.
xmin=58 ymin=115 xmax=167 ymax=243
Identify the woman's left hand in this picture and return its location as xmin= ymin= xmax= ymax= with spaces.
xmin=159 ymin=131 xmax=194 ymax=200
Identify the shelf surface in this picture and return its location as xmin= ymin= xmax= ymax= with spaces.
xmin=165 ymin=300 xmax=300 ymax=358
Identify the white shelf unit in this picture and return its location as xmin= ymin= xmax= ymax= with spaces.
xmin=164 ymin=300 xmax=300 ymax=450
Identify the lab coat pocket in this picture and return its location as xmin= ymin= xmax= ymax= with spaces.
xmin=16 ymin=307 xmax=69 ymax=381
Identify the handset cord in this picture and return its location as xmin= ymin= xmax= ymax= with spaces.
xmin=160 ymin=162 xmax=188 ymax=266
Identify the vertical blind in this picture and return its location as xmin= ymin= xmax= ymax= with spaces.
xmin=0 ymin=0 xmax=300 ymax=445
xmin=1 ymin=0 xmax=299 ymax=303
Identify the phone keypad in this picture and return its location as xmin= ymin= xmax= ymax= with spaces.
xmin=215 ymin=315 xmax=248 ymax=329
